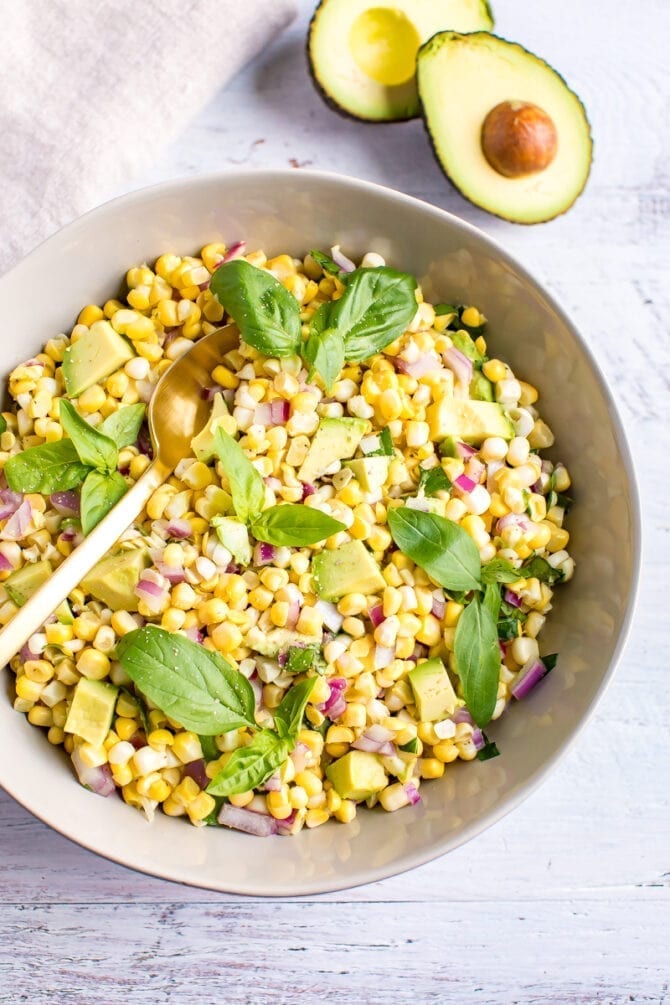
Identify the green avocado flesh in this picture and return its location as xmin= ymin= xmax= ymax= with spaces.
xmin=80 ymin=548 xmax=150 ymax=611
xmin=326 ymin=750 xmax=387 ymax=800
xmin=62 ymin=321 xmax=135 ymax=398
xmin=417 ymin=32 xmax=593 ymax=223
xmin=65 ymin=678 xmax=118 ymax=746
xmin=308 ymin=0 xmax=493 ymax=122
xmin=6 ymin=561 xmax=73 ymax=624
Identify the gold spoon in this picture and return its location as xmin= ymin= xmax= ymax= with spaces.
xmin=0 ymin=324 xmax=240 ymax=669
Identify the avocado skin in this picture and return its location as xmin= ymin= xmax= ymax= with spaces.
xmin=417 ymin=30 xmax=594 ymax=225
xmin=306 ymin=3 xmax=419 ymax=124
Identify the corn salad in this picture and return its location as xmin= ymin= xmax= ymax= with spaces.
xmin=1 ymin=241 xmax=574 ymax=836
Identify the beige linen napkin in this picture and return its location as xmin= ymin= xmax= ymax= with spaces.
xmin=0 ymin=0 xmax=296 ymax=275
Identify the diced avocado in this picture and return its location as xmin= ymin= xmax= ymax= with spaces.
xmin=191 ymin=393 xmax=231 ymax=463
xmin=344 ymin=455 xmax=389 ymax=493
xmin=6 ymin=560 xmax=73 ymax=624
xmin=439 ymin=435 xmax=460 ymax=459
xmin=246 ymin=626 xmax=323 ymax=658
xmin=406 ymin=496 xmax=447 ymax=517
xmin=428 ymin=399 xmax=513 ymax=444
xmin=308 ymin=0 xmax=493 ymax=123
xmin=298 ymin=417 xmax=368 ymax=483
xmin=81 ymin=547 xmax=150 ymax=611
xmin=64 ymin=678 xmax=118 ymax=746
xmin=451 ymin=329 xmax=486 ymax=366
xmin=470 ymin=372 xmax=494 ymax=402
xmin=408 ymin=658 xmax=458 ymax=721
xmin=212 ymin=516 xmax=251 ymax=565
xmin=416 ymin=32 xmax=593 ymax=224
xmin=312 ymin=540 xmax=385 ymax=601
xmin=326 ymin=750 xmax=387 ymax=801
xmin=62 ymin=320 xmax=135 ymax=398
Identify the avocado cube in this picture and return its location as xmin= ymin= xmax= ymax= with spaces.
xmin=213 ymin=516 xmax=251 ymax=565
xmin=81 ymin=547 xmax=150 ymax=611
xmin=427 ymin=399 xmax=513 ymax=444
xmin=64 ymin=678 xmax=118 ymax=746
xmin=469 ymin=372 xmax=494 ymax=402
xmin=312 ymin=540 xmax=385 ymax=601
xmin=344 ymin=455 xmax=390 ymax=493
xmin=298 ymin=417 xmax=368 ymax=483
xmin=5 ymin=560 xmax=74 ymax=624
xmin=326 ymin=750 xmax=387 ymax=801
xmin=62 ymin=321 xmax=135 ymax=398
xmin=245 ymin=626 xmax=323 ymax=658
xmin=191 ymin=393 xmax=232 ymax=463
xmin=408 ymin=658 xmax=458 ymax=721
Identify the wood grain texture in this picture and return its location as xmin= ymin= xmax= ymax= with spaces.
xmin=1 ymin=0 xmax=669 ymax=1001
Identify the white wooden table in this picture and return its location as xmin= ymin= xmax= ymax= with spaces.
xmin=2 ymin=2 xmax=668 ymax=1001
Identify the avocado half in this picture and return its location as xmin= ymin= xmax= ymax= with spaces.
xmin=308 ymin=0 xmax=493 ymax=123
xmin=417 ymin=31 xmax=593 ymax=223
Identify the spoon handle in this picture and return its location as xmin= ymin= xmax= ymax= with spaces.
xmin=0 ymin=459 xmax=171 ymax=670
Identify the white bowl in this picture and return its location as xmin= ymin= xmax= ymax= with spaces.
xmin=0 ymin=170 xmax=639 ymax=895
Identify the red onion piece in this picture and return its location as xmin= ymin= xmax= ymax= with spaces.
xmin=184 ymin=626 xmax=204 ymax=644
xmin=320 ymin=678 xmax=347 ymax=717
xmin=302 ymin=483 xmax=315 ymax=500
xmin=330 ymin=245 xmax=356 ymax=272
xmin=276 ymin=810 xmax=297 ymax=833
xmin=395 ymin=354 xmax=441 ymax=378
xmin=218 ymin=803 xmax=278 ymax=836
xmin=431 ymin=597 xmax=446 ymax=620
xmin=166 ymin=519 xmax=193 ymax=540
xmin=0 ymin=499 xmax=33 ymax=540
xmin=254 ymin=402 xmax=273 ymax=426
xmin=0 ymin=551 xmax=14 ymax=572
xmin=455 ymin=441 xmax=478 ymax=459
xmin=253 ymin=542 xmax=276 ymax=566
xmin=472 ymin=728 xmax=486 ymax=751
xmin=130 ymin=731 xmax=147 ymax=750
xmin=503 ymin=589 xmax=523 ymax=608
xmin=249 ymin=672 xmax=263 ymax=708
xmin=511 ymin=658 xmax=551 ymax=700
xmin=353 ymin=724 xmax=396 ymax=754
xmin=183 ymin=759 xmax=209 ymax=789
xmin=222 ymin=241 xmax=246 ymax=264
xmin=135 ymin=577 xmax=165 ymax=599
xmin=496 ymin=513 xmax=531 ymax=535
xmin=50 ymin=491 xmax=80 ymax=515
xmin=263 ymin=772 xmax=282 ymax=792
xmin=326 ymin=694 xmax=347 ymax=720
xmin=71 ymin=749 xmax=116 ymax=797
xmin=404 ymin=782 xmax=422 ymax=806
xmin=453 ymin=707 xmax=473 ymax=725
xmin=369 ymin=605 xmax=385 ymax=628
xmin=443 ymin=347 xmax=473 ymax=385
xmin=290 ymin=741 xmax=309 ymax=774
xmin=155 ymin=562 xmax=186 ymax=585
xmin=19 ymin=642 xmax=33 ymax=663
xmin=465 ymin=457 xmax=485 ymax=484
xmin=270 ymin=399 xmax=290 ymax=424
xmin=286 ymin=599 xmax=300 ymax=629
xmin=454 ymin=473 xmax=476 ymax=493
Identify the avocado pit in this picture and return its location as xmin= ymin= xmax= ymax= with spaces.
xmin=481 ymin=100 xmax=558 ymax=178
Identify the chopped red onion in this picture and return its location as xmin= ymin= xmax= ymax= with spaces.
xmin=253 ymin=542 xmax=276 ymax=566
xmin=201 ymin=384 xmax=224 ymax=402
xmin=71 ymin=749 xmax=116 ymax=797
xmin=135 ymin=577 xmax=165 ymax=599
xmin=411 ymin=642 xmax=428 ymax=662
xmin=404 ymin=782 xmax=422 ymax=806
xmin=218 ymin=803 xmax=278 ymax=836
xmin=137 ymin=425 xmax=153 ymax=457
xmin=443 ymin=346 xmax=473 ymax=385
xmin=263 ymin=772 xmax=282 ymax=792
xmin=165 ymin=519 xmax=193 ymax=540
xmin=454 ymin=473 xmax=476 ymax=493
xmin=395 ymin=354 xmax=441 ymax=378
xmin=277 ymin=810 xmax=297 ymax=833
xmin=496 ymin=513 xmax=530 ymax=534
xmin=330 ymin=245 xmax=356 ymax=272
xmin=155 ymin=562 xmax=186 ymax=585
xmin=0 ymin=499 xmax=33 ymax=540
xmin=0 ymin=551 xmax=14 ymax=573
xmin=431 ymin=596 xmax=446 ymax=620
xmin=286 ymin=599 xmax=300 ymax=629
xmin=19 ymin=642 xmax=33 ymax=663
xmin=369 ymin=605 xmax=385 ymax=628
xmin=198 ymin=280 xmax=210 ymax=292
xmin=353 ymin=732 xmax=395 ymax=755
xmin=50 ymin=491 xmax=80 ymax=515
xmin=503 ymin=589 xmax=523 ymax=608
xmin=183 ymin=759 xmax=209 ymax=789
xmin=184 ymin=626 xmax=204 ymax=644
xmin=130 ymin=731 xmax=147 ymax=750
xmin=320 ymin=678 xmax=347 ymax=717
xmin=249 ymin=672 xmax=263 ymax=708
xmin=270 ymin=399 xmax=290 ymax=424
xmin=511 ymin=657 xmax=551 ymax=700
xmin=302 ymin=483 xmax=315 ymax=499
xmin=472 ymin=728 xmax=486 ymax=751
xmin=222 ymin=241 xmax=246 ymax=264
xmin=254 ymin=402 xmax=273 ymax=426
xmin=316 ymin=600 xmax=344 ymax=634
xmin=453 ymin=707 xmax=473 ymax=725
xmin=277 ymin=650 xmax=288 ymax=667
xmin=465 ymin=457 xmax=485 ymax=484
xmin=290 ymin=741 xmax=309 ymax=774
xmin=455 ymin=441 xmax=478 ymax=459
xmin=373 ymin=644 xmax=395 ymax=670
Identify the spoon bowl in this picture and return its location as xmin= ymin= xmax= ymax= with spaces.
xmin=0 ymin=323 xmax=239 ymax=669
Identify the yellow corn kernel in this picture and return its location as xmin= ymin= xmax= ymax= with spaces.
xmin=518 ymin=381 xmax=539 ymax=405
xmin=444 ymin=601 xmax=464 ymax=627
xmin=187 ymin=792 xmax=216 ymax=822
xmin=77 ymin=384 xmax=107 ymax=414
xmin=417 ymin=721 xmax=439 ymax=746
xmin=162 ymin=795 xmax=187 ymax=817
xmin=212 ymin=364 xmax=240 ymax=390
xmin=416 ymin=614 xmax=442 ymax=647
xmin=172 ymin=732 xmax=203 ymax=764
xmin=270 ymin=601 xmax=290 ymax=628
xmin=297 ymin=728 xmax=324 ymax=760
xmin=547 ymin=527 xmax=570 ymax=552
xmin=482 ymin=359 xmax=506 ymax=383
xmin=334 ymin=799 xmax=356 ymax=824
xmin=45 ymin=622 xmax=74 ymax=646
xmin=528 ymin=419 xmax=555 ymax=449
xmin=228 ymin=791 xmax=255 ymax=808
xmin=76 ymin=649 xmax=110 ymax=681
xmin=433 ymin=740 xmax=459 ymax=763
xmin=198 ymin=598 xmax=228 ymax=626
xmin=267 ymin=791 xmax=293 ymax=820
xmin=305 ymin=807 xmax=330 ymax=829
xmin=111 ymin=763 xmax=133 ymax=787
xmin=527 ymin=522 xmax=552 ymax=550
xmin=28 ymin=704 xmax=53 ymax=728
xmin=22 ymin=659 xmax=54 ymax=684
xmin=210 ymin=621 xmax=242 ymax=654
xmin=147 ymin=729 xmax=174 ymax=750
xmin=461 ymin=306 xmax=484 ymax=328
xmin=295 ymin=770 xmax=323 ymax=798
xmin=172 ymin=776 xmax=201 ymax=807
xmin=115 ymin=717 xmax=139 ymax=742
xmin=421 ymin=758 xmax=445 ymax=779
xmin=77 ymin=304 xmax=104 ymax=327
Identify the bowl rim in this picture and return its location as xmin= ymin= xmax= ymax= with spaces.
xmin=0 ymin=167 xmax=642 ymax=897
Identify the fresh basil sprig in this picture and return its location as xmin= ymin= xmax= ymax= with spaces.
xmin=303 ymin=325 xmax=345 ymax=393
xmin=98 ymin=403 xmax=146 ymax=449
xmin=211 ymin=428 xmax=344 ymax=547
xmin=4 ymin=439 xmax=90 ymax=494
xmin=417 ymin=466 xmax=452 ymax=496
xmin=116 ymin=626 xmax=258 ymax=735
xmin=454 ymin=595 xmax=501 ymax=728
xmin=387 ymin=506 xmax=481 ymax=593
xmin=206 ymin=730 xmax=290 ymax=797
xmin=273 ymin=676 xmax=316 ymax=741
xmin=329 ymin=266 xmax=418 ymax=362
xmin=309 ymin=249 xmax=344 ymax=277
xmin=285 ymin=645 xmax=320 ymax=675
xmin=210 ymin=259 xmax=302 ymax=358
xmin=80 ymin=470 xmax=129 ymax=535
xmin=481 ymin=558 xmax=520 ymax=585
xmin=520 ymin=556 xmax=565 ymax=584
xmin=59 ymin=400 xmax=118 ymax=471
xmin=252 ymin=504 xmax=345 ymax=547
xmin=367 ymin=427 xmax=394 ymax=457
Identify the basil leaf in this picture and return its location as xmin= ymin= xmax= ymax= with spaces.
xmin=417 ymin=467 xmax=452 ymax=496
xmin=454 ymin=596 xmax=501 ymax=727
xmin=210 ymin=259 xmax=302 ymax=358
xmin=400 ymin=737 xmax=420 ymax=754
xmin=387 ymin=506 xmax=481 ymax=592
xmin=451 ymin=330 xmax=487 ymax=367
xmin=367 ymin=427 xmax=394 ymax=457
xmin=199 ymin=734 xmax=220 ymax=761
xmin=80 ymin=470 xmax=128 ymax=534
xmin=497 ymin=605 xmax=526 ymax=642
xmin=483 ymin=581 xmax=502 ymax=623
xmin=59 ymin=400 xmax=118 ymax=472
xmin=212 ymin=426 xmax=265 ymax=524
xmin=273 ymin=677 xmax=317 ymax=741
xmin=434 ymin=303 xmax=458 ymax=317
xmin=302 ymin=326 xmax=345 ymax=392
xmin=206 ymin=729 xmax=289 ymax=797
xmin=251 ymin=504 xmax=345 ymax=547
xmin=285 ymin=645 xmax=320 ymax=675
xmin=116 ymin=625 xmax=257 ymax=735
xmin=332 ymin=266 xmax=418 ymax=362
xmin=477 ymin=733 xmax=500 ymax=761
xmin=309 ymin=249 xmax=342 ymax=276
xmin=4 ymin=439 xmax=90 ymax=494
xmin=481 ymin=558 xmax=520 ymax=585
xmin=98 ymin=403 xmax=146 ymax=449
xmin=521 ymin=556 xmax=565 ymax=585
xmin=0 ymin=416 xmax=6 ymax=434
xmin=547 ymin=490 xmax=573 ymax=512
xmin=543 ymin=653 xmax=559 ymax=673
